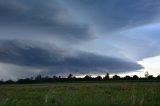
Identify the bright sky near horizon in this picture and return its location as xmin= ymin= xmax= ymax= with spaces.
xmin=0 ymin=0 xmax=160 ymax=80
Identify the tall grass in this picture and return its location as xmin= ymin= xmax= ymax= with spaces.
xmin=0 ymin=82 xmax=159 ymax=106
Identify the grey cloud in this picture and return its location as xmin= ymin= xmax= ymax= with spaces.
xmin=0 ymin=0 xmax=92 ymax=41
xmin=0 ymin=40 xmax=143 ymax=74
xmin=66 ymin=0 xmax=160 ymax=32
xmin=0 ymin=63 xmax=39 ymax=81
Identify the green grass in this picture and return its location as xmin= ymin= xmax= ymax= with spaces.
xmin=0 ymin=82 xmax=160 ymax=106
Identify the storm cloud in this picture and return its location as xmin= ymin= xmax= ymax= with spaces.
xmin=0 ymin=0 xmax=93 ymax=41
xmin=0 ymin=0 xmax=160 ymax=79
xmin=0 ymin=40 xmax=143 ymax=73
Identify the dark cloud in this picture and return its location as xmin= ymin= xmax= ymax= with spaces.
xmin=0 ymin=0 xmax=92 ymax=41
xmin=0 ymin=40 xmax=143 ymax=74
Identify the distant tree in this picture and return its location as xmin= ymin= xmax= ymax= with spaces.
xmin=44 ymin=76 xmax=49 ymax=79
xmin=17 ymin=78 xmax=34 ymax=84
xmin=0 ymin=79 xmax=3 ymax=84
xmin=144 ymin=71 xmax=149 ymax=78
xmin=104 ymin=73 xmax=109 ymax=80
xmin=112 ymin=75 xmax=121 ymax=80
xmin=157 ymin=74 xmax=160 ymax=79
xmin=84 ymin=75 xmax=92 ymax=80
xmin=68 ymin=74 xmax=73 ymax=79
xmin=43 ymin=76 xmax=49 ymax=82
xmin=96 ymin=76 xmax=102 ymax=80
xmin=147 ymin=75 xmax=155 ymax=80
xmin=30 ymin=77 xmax=34 ymax=80
xmin=35 ymin=74 xmax=42 ymax=82
xmin=5 ymin=80 xmax=14 ymax=84
xmin=124 ymin=75 xmax=132 ymax=80
xmin=53 ymin=76 xmax=57 ymax=79
xmin=132 ymin=75 xmax=139 ymax=80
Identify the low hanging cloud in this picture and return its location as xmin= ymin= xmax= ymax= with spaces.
xmin=0 ymin=40 xmax=143 ymax=75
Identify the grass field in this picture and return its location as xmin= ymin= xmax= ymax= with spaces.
xmin=0 ymin=82 xmax=160 ymax=106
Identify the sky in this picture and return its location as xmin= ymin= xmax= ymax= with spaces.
xmin=0 ymin=0 xmax=160 ymax=80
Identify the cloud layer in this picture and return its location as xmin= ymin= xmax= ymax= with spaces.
xmin=0 ymin=40 xmax=143 ymax=74
xmin=1 ymin=0 xmax=160 ymax=79
xmin=65 ymin=0 xmax=160 ymax=32
xmin=0 ymin=0 xmax=93 ymax=41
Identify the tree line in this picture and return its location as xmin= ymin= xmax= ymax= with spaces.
xmin=0 ymin=72 xmax=160 ymax=84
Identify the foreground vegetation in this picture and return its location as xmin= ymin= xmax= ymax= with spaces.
xmin=0 ymin=82 xmax=160 ymax=106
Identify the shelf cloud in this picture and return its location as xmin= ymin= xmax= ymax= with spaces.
xmin=0 ymin=0 xmax=160 ymax=79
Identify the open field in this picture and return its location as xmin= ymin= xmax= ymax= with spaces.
xmin=0 ymin=82 xmax=160 ymax=106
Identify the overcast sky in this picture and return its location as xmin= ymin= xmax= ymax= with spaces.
xmin=0 ymin=0 xmax=160 ymax=80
